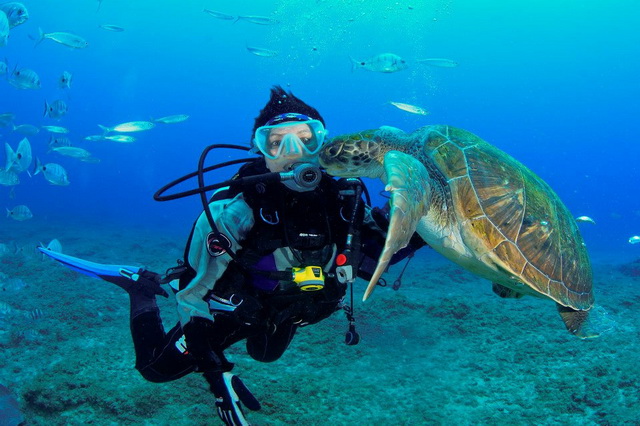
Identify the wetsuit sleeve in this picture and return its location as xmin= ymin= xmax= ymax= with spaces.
xmin=175 ymin=193 xmax=255 ymax=327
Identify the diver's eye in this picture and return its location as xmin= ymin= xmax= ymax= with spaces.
xmin=300 ymin=137 xmax=312 ymax=145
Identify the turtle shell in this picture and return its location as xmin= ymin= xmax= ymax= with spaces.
xmin=419 ymin=125 xmax=593 ymax=310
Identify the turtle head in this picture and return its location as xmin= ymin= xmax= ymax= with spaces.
xmin=319 ymin=129 xmax=386 ymax=178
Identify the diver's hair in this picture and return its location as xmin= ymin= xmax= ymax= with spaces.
xmin=251 ymin=85 xmax=325 ymax=144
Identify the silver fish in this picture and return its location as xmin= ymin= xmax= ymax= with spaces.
xmin=0 ymin=10 xmax=9 ymax=46
xmin=104 ymin=134 xmax=136 ymax=143
xmin=9 ymin=67 xmax=40 ymax=89
xmin=44 ymin=99 xmax=68 ymax=119
xmin=6 ymin=204 xmax=32 ymax=221
xmin=48 ymin=136 xmax=72 ymax=148
xmin=629 ymin=236 xmax=640 ymax=245
xmin=0 ymin=168 xmax=19 ymax=186
xmin=0 ymin=112 xmax=14 ymax=126
xmin=33 ymin=158 xmax=69 ymax=186
xmin=350 ymin=53 xmax=408 ymax=73
xmin=203 ymin=9 xmax=235 ymax=20
xmin=58 ymin=71 xmax=72 ymax=89
xmin=41 ymin=125 xmax=69 ymax=133
xmin=12 ymin=124 xmax=39 ymax=135
xmin=236 ymin=15 xmax=279 ymax=25
xmin=1 ymin=277 xmax=27 ymax=291
xmin=0 ymin=300 xmax=14 ymax=315
xmin=246 ymin=45 xmax=278 ymax=57
xmin=99 ymin=121 xmax=155 ymax=133
xmin=99 ymin=24 xmax=124 ymax=32
xmin=416 ymin=58 xmax=459 ymax=68
xmin=389 ymin=101 xmax=429 ymax=116
xmin=84 ymin=134 xmax=106 ymax=141
xmin=52 ymin=146 xmax=99 ymax=163
xmin=37 ymin=28 xmax=88 ymax=49
xmin=0 ymin=2 xmax=28 ymax=28
xmin=5 ymin=138 xmax=32 ymax=173
xmin=575 ymin=216 xmax=596 ymax=225
xmin=24 ymin=308 xmax=45 ymax=320
xmin=46 ymin=238 xmax=62 ymax=253
xmin=153 ymin=114 xmax=189 ymax=124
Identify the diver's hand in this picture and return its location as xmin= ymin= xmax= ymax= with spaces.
xmin=206 ymin=372 xmax=261 ymax=426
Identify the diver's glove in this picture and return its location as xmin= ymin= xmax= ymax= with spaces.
xmin=183 ymin=317 xmax=233 ymax=373
xmin=205 ymin=371 xmax=261 ymax=426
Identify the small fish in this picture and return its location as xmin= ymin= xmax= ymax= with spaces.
xmin=45 ymin=238 xmax=62 ymax=253
xmin=235 ymin=15 xmax=279 ymax=25
xmin=48 ymin=136 xmax=72 ymax=148
xmin=44 ymin=99 xmax=68 ymax=119
xmin=33 ymin=158 xmax=69 ymax=186
xmin=59 ymin=71 xmax=73 ymax=89
xmin=0 ymin=168 xmax=19 ymax=186
xmin=575 ymin=216 xmax=596 ymax=225
xmin=36 ymin=28 xmax=88 ymax=49
xmin=5 ymin=138 xmax=32 ymax=173
xmin=24 ymin=308 xmax=45 ymax=320
xmin=104 ymin=135 xmax=136 ymax=143
xmin=84 ymin=134 xmax=106 ymax=141
xmin=203 ymin=9 xmax=235 ymax=20
xmin=0 ymin=10 xmax=9 ymax=47
xmin=0 ymin=300 xmax=14 ymax=315
xmin=99 ymin=121 xmax=155 ymax=133
xmin=6 ymin=204 xmax=32 ymax=221
xmin=389 ymin=101 xmax=429 ymax=116
xmin=629 ymin=236 xmax=640 ymax=245
xmin=153 ymin=114 xmax=189 ymax=124
xmin=0 ymin=2 xmax=28 ymax=28
xmin=9 ymin=67 xmax=40 ymax=89
xmin=246 ymin=45 xmax=278 ymax=57
xmin=52 ymin=146 xmax=99 ymax=162
xmin=350 ymin=53 xmax=408 ymax=73
xmin=416 ymin=58 xmax=459 ymax=68
xmin=0 ymin=113 xmax=14 ymax=126
xmin=12 ymin=123 xmax=39 ymax=135
xmin=1 ymin=277 xmax=27 ymax=291
xmin=42 ymin=125 xmax=69 ymax=133
xmin=99 ymin=24 xmax=124 ymax=32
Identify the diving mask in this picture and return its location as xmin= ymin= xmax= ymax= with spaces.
xmin=253 ymin=113 xmax=328 ymax=160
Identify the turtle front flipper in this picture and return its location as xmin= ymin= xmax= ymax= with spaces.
xmin=363 ymin=151 xmax=432 ymax=301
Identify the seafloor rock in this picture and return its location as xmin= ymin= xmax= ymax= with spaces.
xmin=619 ymin=258 xmax=640 ymax=278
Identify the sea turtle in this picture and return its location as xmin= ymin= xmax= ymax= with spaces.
xmin=319 ymin=125 xmax=596 ymax=338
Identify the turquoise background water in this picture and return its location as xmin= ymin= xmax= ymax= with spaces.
xmin=2 ymin=0 xmax=639 ymax=250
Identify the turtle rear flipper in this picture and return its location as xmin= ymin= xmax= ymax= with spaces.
xmin=492 ymin=282 xmax=525 ymax=299
xmin=557 ymin=304 xmax=615 ymax=339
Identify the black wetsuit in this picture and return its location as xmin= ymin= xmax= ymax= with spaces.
xmin=129 ymin=159 xmax=420 ymax=382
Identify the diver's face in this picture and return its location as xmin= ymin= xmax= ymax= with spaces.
xmin=264 ymin=123 xmax=319 ymax=172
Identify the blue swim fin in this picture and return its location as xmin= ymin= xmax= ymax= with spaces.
xmin=37 ymin=246 xmax=145 ymax=289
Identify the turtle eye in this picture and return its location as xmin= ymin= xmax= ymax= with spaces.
xmin=327 ymin=145 xmax=340 ymax=156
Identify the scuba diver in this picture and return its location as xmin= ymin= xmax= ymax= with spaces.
xmin=41 ymin=86 xmax=425 ymax=425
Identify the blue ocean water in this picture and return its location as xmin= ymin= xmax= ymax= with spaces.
xmin=2 ymin=0 xmax=639 ymax=256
